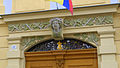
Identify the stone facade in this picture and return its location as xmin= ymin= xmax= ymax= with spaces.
xmin=114 ymin=13 xmax=120 ymax=68
xmin=0 ymin=18 xmax=8 ymax=68
xmin=0 ymin=1 xmax=120 ymax=68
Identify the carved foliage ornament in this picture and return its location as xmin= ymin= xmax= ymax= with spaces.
xmin=74 ymin=33 xmax=99 ymax=46
xmin=8 ymin=15 xmax=113 ymax=32
xmin=8 ymin=21 xmax=50 ymax=32
xmin=22 ymin=33 xmax=99 ymax=51
xmin=22 ymin=36 xmax=45 ymax=50
xmin=26 ymin=38 xmax=96 ymax=52
xmin=64 ymin=15 xmax=113 ymax=27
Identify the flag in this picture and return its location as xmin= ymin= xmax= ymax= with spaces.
xmin=49 ymin=0 xmax=73 ymax=15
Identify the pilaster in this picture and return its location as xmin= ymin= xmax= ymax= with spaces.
xmin=98 ymin=30 xmax=118 ymax=68
xmin=7 ymin=37 xmax=22 ymax=68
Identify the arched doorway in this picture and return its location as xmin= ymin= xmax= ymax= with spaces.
xmin=25 ymin=38 xmax=98 ymax=68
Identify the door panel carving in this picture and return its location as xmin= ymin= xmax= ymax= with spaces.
xmin=25 ymin=49 xmax=98 ymax=68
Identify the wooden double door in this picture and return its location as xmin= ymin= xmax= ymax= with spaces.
xmin=25 ymin=48 xmax=98 ymax=68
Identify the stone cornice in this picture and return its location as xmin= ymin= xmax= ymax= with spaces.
xmin=1 ymin=4 xmax=118 ymax=22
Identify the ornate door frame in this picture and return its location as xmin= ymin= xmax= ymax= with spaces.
xmin=7 ymin=25 xmax=118 ymax=68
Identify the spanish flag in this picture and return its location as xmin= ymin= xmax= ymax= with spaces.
xmin=49 ymin=0 xmax=73 ymax=15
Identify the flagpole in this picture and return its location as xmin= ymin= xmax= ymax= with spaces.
xmin=56 ymin=2 xmax=59 ymax=9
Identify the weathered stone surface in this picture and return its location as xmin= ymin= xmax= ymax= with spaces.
xmin=8 ymin=15 xmax=113 ymax=32
xmin=0 ymin=60 xmax=8 ymax=68
xmin=0 ymin=37 xmax=8 ymax=48
xmin=113 ymin=14 xmax=120 ymax=28
xmin=115 ymin=28 xmax=120 ymax=41
xmin=0 ymin=25 xmax=8 ymax=36
xmin=115 ymin=41 xmax=120 ymax=54
xmin=117 ymin=55 xmax=120 ymax=68
xmin=0 ymin=48 xmax=8 ymax=59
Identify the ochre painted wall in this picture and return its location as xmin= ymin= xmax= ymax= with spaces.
xmin=12 ymin=0 xmax=110 ymax=13
xmin=0 ymin=0 xmax=5 ymax=14
xmin=114 ymin=14 xmax=120 ymax=68
xmin=72 ymin=0 xmax=110 ymax=7
xmin=12 ymin=0 xmax=50 ymax=13
xmin=0 ymin=18 xmax=8 ymax=68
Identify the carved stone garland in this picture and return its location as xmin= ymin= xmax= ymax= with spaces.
xmin=73 ymin=33 xmax=99 ymax=46
xmin=22 ymin=33 xmax=99 ymax=50
xmin=8 ymin=15 xmax=113 ymax=32
xmin=64 ymin=15 xmax=113 ymax=27
xmin=22 ymin=36 xmax=45 ymax=50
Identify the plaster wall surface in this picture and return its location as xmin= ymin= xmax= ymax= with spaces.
xmin=0 ymin=0 xmax=5 ymax=14
xmin=0 ymin=19 xmax=8 ymax=68
xmin=12 ymin=0 xmax=110 ymax=13
xmin=113 ymin=13 xmax=120 ymax=68
xmin=12 ymin=0 xmax=50 ymax=13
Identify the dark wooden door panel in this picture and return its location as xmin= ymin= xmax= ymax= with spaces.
xmin=65 ymin=59 xmax=97 ymax=68
xmin=25 ymin=48 xmax=98 ymax=68
xmin=68 ymin=66 xmax=92 ymax=68
xmin=31 ymin=66 xmax=52 ymax=68
xmin=26 ymin=61 xmax=56 ymax=68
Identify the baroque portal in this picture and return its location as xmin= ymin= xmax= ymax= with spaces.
xmin=25 ymin=38 xmax=98 ymax=68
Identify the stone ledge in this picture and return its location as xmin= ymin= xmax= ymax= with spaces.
xmin=101 ymin=61 xmax=118 ymax=68
xmin=7 ymin=51 xmax=22 ymax=59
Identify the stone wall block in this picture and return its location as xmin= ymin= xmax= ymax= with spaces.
xmin=98 ymin=29 xmax=118 ymax=68
xmin=101 ymin=61 xmax=118 ymax=68
xmin=0 ymin=37 xmax=8 ymax=48
xmin=0 ymin=48 xmax=8 ymax=59
xmin=113 ymin=14 xmax=120 ymax=28
xmin=0 ymin=60 xmax=8 ymax=68
xmin=115 ymin=28 xmax=120 ymax=41
xmin=115 ymin=41 xmax=120 ymax=54
xmin=117 ymin=55 xmax=120 ymax=68
xmin=99 ymin=38 xmax=116 ymax=54
xmin=0 ymin=25 xmax=8 ymax=36
xmin=7 ymin=59 xmax=21 ymax=68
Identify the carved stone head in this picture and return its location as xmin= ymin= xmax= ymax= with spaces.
xmin=50 ymin=18 xmax=63 ymax=40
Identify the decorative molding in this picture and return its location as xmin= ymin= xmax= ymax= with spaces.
xmin=8 ymin=15 xmax=113 ymax=32
xmin=21 ymin=36 xmax=45 ymax=50
xmin=64 ymin=15 xmax=113 ymax=27
xmin=8 ymin=22 xmax=50 ymax=32
xmin=73 ymin=33 xmax=99 ymax=46
xmin=26 ymin=38 xmax=96 ymax=52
